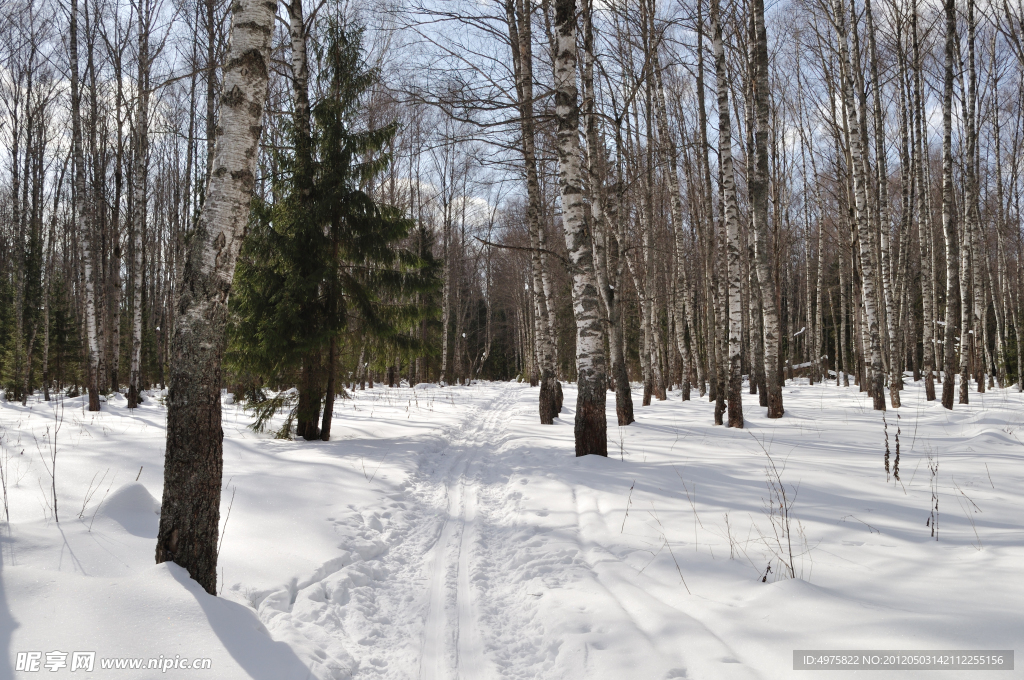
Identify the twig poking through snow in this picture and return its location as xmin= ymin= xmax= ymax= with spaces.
xmin=894 ymin=413 xmax=901 ymax=483
xmin=620 ymin=480 xmax=635 ymax=533
xmin=88 ymin=472 xmax=119 ymax=532
xmin=646 ymin=503 xmax=691 ymax=594
xmin=952 ymin=477 xmax=982 ymax=550
xmin=78 ymin=469 xmax=110 ymax=519
xmin=839 ymin=515 xmax=880 ymax=534
xmin=927 ymin=456 xmax=939 ymax=540
xmin=218 ymin=486 xmax=237 ymax=557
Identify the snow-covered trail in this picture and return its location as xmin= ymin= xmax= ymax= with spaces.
xmin=1 ymin=378 xmax=1022 ymax=680
xmin=252 ymin=381 xmax=768 ymax=680
xmin=417 ymin=385 xmax=515 ymax=680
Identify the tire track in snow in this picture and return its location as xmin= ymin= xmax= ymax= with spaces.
xmin=419 ymin=385 xmax=514 ymax=680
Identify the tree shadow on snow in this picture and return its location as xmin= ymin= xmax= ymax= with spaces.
xmin=168 ymin=564 xmax=312 ymax=680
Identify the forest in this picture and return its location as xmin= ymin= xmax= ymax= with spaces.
xmin=0 ymin=0 xmax=1022 ymax=675
xmin=4 ymin=0 xmax=1024 ymax=443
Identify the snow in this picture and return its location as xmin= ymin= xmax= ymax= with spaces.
xmin=0 ymin=378 xmax=1022 ymax=679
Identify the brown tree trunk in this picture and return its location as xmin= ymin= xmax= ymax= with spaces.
xmin=321 ymin=337 xmax=337 ymax=441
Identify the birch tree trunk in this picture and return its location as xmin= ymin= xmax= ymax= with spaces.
xmin=992 ymin=50 xmax=1009 ymax=385
xmin=155 ymin=0 xmax=276 ymax=594
xmin=694 ymin=0 xmax=714 ymax=399
xmin=651 ymin=39 xmax=697 ymax=407
xmin=711 ymin=0 xmax=743 ymax=427
xmin=834 ymin=0 xmax=886 ymax=410
xmin=749 ymin=0 xmax=783 ymax=417
xmin=911 ymin=0 xmax=936 ymax=401
xmin=506 ymin=0 xmax=559 ymax=423
xmin=440 ymin=200 xmax=452 ymax=385
xmin=70 ymin=0 xmax=101 ymax=412
xmin=939 ymin=0 xmax=959 ymax=410
xmin=582 ymin=0 xmax=633 ymax=423
xmin=961 ymin=0 xmax=983 ymax=401
xmin=553 ymin=0 xmax=606 ymax=457
xmin=128 ymin=0 xmax=150 ymax=409
xmin=865 ymin=0 xmax=900 ymax=406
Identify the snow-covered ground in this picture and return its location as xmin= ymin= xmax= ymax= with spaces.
xmin=0 ymin=378 xmax=1021 ymax=679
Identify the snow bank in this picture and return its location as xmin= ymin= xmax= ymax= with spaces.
xmin=4 ymin=562 xmax=310 ymax=679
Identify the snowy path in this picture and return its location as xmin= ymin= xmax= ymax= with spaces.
xmin=418 ymin=386 xmax=514 ymax=680
xmin=2 ymin=379 xmax=1023 ymax=679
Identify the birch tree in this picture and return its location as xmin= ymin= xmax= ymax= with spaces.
xmin=553 ymin=0 xmax=607 ymax=457
xmin=154 ymin=0 xmax=277 ymax=594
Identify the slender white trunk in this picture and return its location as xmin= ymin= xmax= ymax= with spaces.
xmin=70 ymin=0 xmax=101 ymax=411
xmin=553 ymin=0 xmax=606 ymax=457
xmin=129 ymin=1 xmax=150 ymax=408
xmin=749 ymin=0 xmax=783 ymax=417
xmin=939 ymin=0 xmax=958 ymax=410
xmin=834 ymin=0 xmax=886 ymax=409
xmin=711 ymin=0 xmax=743 ymax=427
xmin=506 ymin=0 xmax=559 ymax=421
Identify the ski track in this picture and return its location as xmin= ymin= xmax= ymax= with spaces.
xmin=256 ymin=382 xmax=760 ymax=680
xmin=247 ymin=379 xmax=1023 ymax=680
xmin=255 ymin=384 xmax=517 ymax=680
xmin=419 ymin=388 xmax=511 ymax=680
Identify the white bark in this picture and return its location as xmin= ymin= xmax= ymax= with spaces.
xmin=129 ymin=0 xmax=150 ymax=408
xmin=553 ymin=0 xmax=606 ymax=456
xmin=711 ymin=0 xmax=743 ymax=427
xmin=833 ymin=0 xmax=886 ymax=409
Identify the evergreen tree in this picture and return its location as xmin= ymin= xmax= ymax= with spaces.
xmin=229 ymin=20 xmax=437 ymax=440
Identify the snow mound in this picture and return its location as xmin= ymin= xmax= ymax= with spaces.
xmin=5 ymin=562 xmax=312 ymax=680
xmin=108 ymin=392 xmax=128 ymax=406
xmin=95 ymin=482 xmax=161 ymax=537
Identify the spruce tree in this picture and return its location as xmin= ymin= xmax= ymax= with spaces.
xmin=229 ymin=21 xmax=437 ymax=440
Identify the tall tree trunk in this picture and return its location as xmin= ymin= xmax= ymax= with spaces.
xmin=711 ymin=0 xmax=743 ymax=427
xmin=42 ymin=158 xmax=66 ymax=401
xmin=553 ymin=0 xmax=606 ymax=456
xmin=865 ymin=0 xmax=900 ymax=406
xmin=992 ymin=47 xmax=1009 ymax=385
xmin=651 ymin=30 xmax=697 ymax=408
xmin=911 ymin=0 xmax=936 ymax=400
xmin=129 ymin=2 xmax=151 ymax=409
xmin=70 ymin=0 xmax=101 ymax=412
xmin=748 ymin=0 xmax=783 ymax=417
xmin=960 ymin=0 xmax=983 ymax=402
xmin=581 ymin=0 xmax=632 ymax=424
xmin=509 ymin=0 xmax=559 ymax=420
xmin=834 ymin=0 xmax=886 ymax=410
xmin=940 ymin=0 xmax=959 ymax=410
xmin=205 ymin=0 xmax=217 ymax=180
xmin=155 ymin=0 xmax=277 ymax=594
